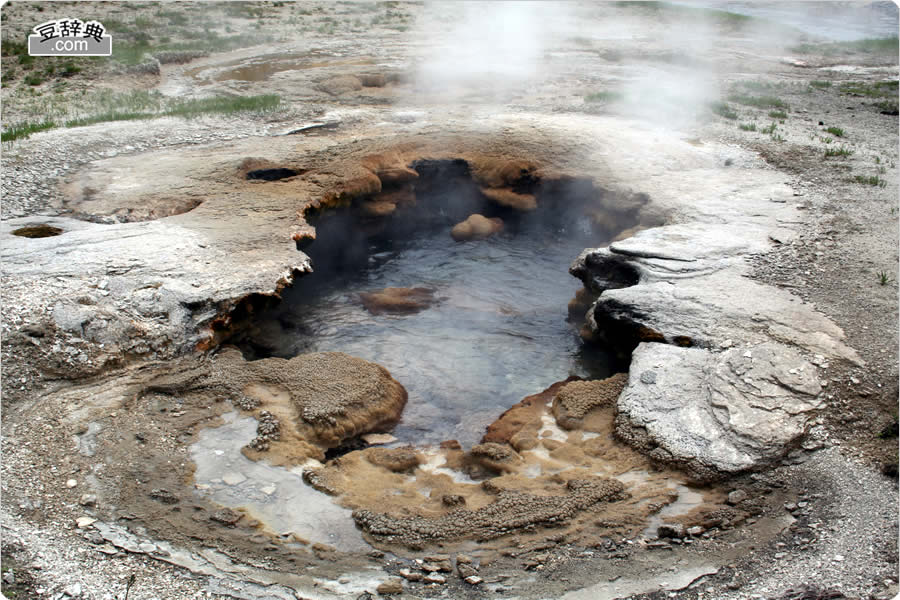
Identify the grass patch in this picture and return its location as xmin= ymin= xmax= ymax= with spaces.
xmin=584 ymin=90 xmax=624 ymax=103
xmin=0 ymin=120 xmax=57 ymax=142
xmin=738 ymin=122 xmax=757 ymax=131
xmin=111 ymin=31 xmax=274 ymax=66
xmin=874 ymin=99 xmax=899 ymax=115
xmin=163 ymin=94 xmax=281 ymax=117
xmin=3 ymin=93 xmax=281 ymax=142
xmin=840 ymin=80 xmax=898 ymax=98
xmin=851 ymin=174 xmax=887 ymax=187
xmin=790 ymin=36 xmax=899 ymax=57
xmin=728 ymin=93 xmax=789 ymax=109
xmin=767 ymin=110 xmax=788 ymax=120
xmin=760 ymin=122 xmax=777 ymax=135
xmin=614 ymin=1 xmax=753 ymax=26
xmin=809 ymin=80 xmax=832 ymax=89
xmin=824 ymin=146 xmax=854 ymax=158
xmin=825 ymin=126 xmax=845 ymax=137
xmin=710 ymin=101 xmax=738 ymax=120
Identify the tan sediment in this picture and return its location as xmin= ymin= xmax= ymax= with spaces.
xmin=552 ymin=373 xmax=629 ymax=430
xmin=358 ymin=287 xmax=437 ymax=315
xmin=481 ymin=187 xmax=537 ymax=211
xmin=291 ymin=378 xmax=724 ymax=554
xmin=162 ymin=348 xmax=410 ymax=465
xmin=450 ymin=214 xmax=504 ymax=241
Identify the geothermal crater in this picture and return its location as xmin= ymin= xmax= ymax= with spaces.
xmin=171 ymin=153 xmax=733 ymax=557
xmin=237 ymin=158 xmax=644 ymax=446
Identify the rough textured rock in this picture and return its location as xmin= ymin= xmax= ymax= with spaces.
xmin=481 ymin=187 xmax=537 ymax=211
xmin=468 ymin=442 xmax=521 ymax=472
xmin=359 ymin=200 xmax=397 ymax=218
xmin=570 ymin=224 xmax=861 ymax=364
xmin=450 ymin=214 xmax=503 ymax=241
xmin=318 ymin=75 xmax=363 ymax=96
xmin=482 ymin=378 xmax=578 ymax=446
xmin=616 ymin=342 xmax=824 ymax=481
xmin=211 ymin=349 xmax=407 ymax=449
xmin=353 ymin=477 xmax=624 ymax=547
xmin=359 ymin=287 xmax=436 ymax=315
xmin=376 ymin=578 xmax=403 ymax=595
xmin=365 ymin=447 xmax=423 ymax=472
xmin=143 ymin=348 xmax=408 ymax=460
xmin=552 ymin=373 xmax=628 ymax=430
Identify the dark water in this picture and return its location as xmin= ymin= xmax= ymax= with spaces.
xmin=239 ymin=199 xmax=622 ymax=448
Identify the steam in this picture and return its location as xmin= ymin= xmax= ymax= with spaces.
xmin=406 ymin=1 xmax=897 ymax=132
xmin=411 ymin=2 xmax=571 ymax=101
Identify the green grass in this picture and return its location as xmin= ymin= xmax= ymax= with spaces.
xmin=825 ymin=126 xmax=845 ymax=137
xmin=584 ymin=90 xmax=624 ymax=103
xmin=874 ymin=99 xmax=899 ymax=114
xmin=768 ymin=110 xmax=788 ymax=120
xmin=163 ymin=94 xmax=281 ymax=117
xmin=0 ymin=120 xmax=57 ymax=142
xmin=710 ymin=101 xmax=738 ymax=120
xmin=790 ymin=36 xmax=899 ymax=57
xmin=760 ymin=122 xmax=777 ymax=135
xmin=111 ymin=31 xmax=275 ymax=66
xmin=738 ymin=122 xmax=757 ymax=131
xmin=824 ymin=146 xmax=854 ymax=158
xmin=851 ymin=174 xmax=887 ymax=187
xmin=809 ymin=80 xmax=832 ymax=89
xmin=614 ymin=1 xmax=753 ymax=26
xmin=3 ymin=94 xmax=281 ymax=142
xmin=728 ymin=93 xmax=789 ymax=109
xmin=840 ymin=80 xmax=898 ymax=98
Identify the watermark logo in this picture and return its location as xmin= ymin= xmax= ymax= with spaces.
xmin=28 ymin=19 xmax=112 ymax=56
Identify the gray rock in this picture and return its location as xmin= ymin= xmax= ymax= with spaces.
xmin=616 ymin=342 xmax=824 ymax=481
xmin=657 ymin=523 xmax=685 ymax=539
xmin=639 ymin=370 xmax=657 ymax=384
xmin=570 ymin=225 xmax=861 ymax=365
xmin=727 ymin=489 xmax=748 ymax=505
xmin=458 ymin=563 xmax=478 ymax=579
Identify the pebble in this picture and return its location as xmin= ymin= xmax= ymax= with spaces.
xmin=464 ymin=575 xmax=484 ymax=585
xmin=398 ymin=569 xmax=422 ymax=582
xmin=375 ymin=578 xmax=403 ymax=595
xmin=423 ymin=574 xmax=446 ymax=584
xmin=727 ymin=489 xmax=748 ymax=505
xmin=222 ymin=472 xmax=246 ymax=486
xmin=79 ymin=494 xmax=98 ymax=507
xmin=75 ymin=517 xmax=97 ymax=529
xmin=66 ymin=479 xmax=78 ymax=488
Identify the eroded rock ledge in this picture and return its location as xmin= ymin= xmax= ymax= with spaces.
xmin=569 ymin=223 xmax=861 ymax=481
xmin=148 ymin=347 xmax=407 ymax=462
xmin=353 ymin=477 xmax=625 ymax=548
